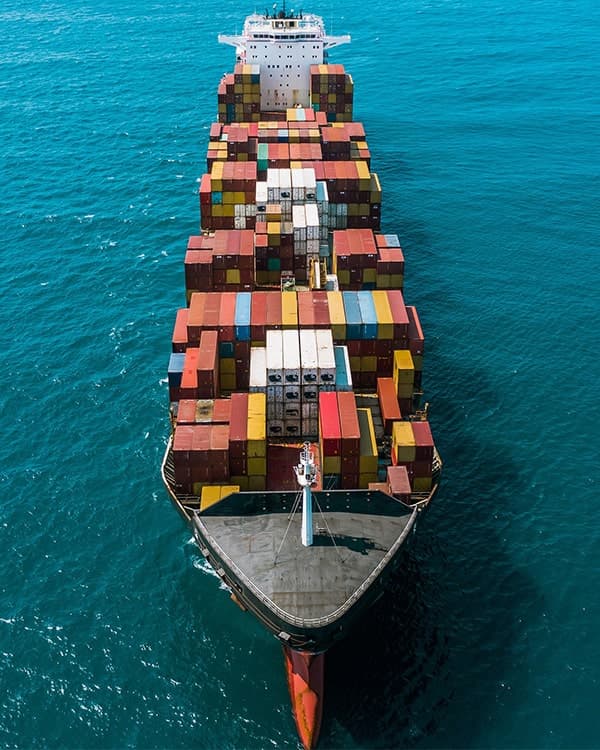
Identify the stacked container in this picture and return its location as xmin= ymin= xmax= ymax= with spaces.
xmin=309 ymin=64 xmax=354 ymax=122
xmin=218 ymin=63 xmax=261 ymax=124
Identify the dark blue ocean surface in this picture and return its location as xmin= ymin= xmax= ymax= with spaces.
xmin=1 ymin=0 xmax=599 ymax=747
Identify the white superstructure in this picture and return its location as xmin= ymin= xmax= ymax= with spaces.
xmin=219 ymin=9 xmax=350 ymax=111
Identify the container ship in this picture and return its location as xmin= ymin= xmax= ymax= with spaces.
xmin=161 ymin=7 xmax=441 ymax=748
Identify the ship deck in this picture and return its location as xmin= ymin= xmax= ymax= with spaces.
xmin=194 ymin=491 xmax=416 ymax=626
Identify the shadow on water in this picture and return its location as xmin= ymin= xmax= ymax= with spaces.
xmin=321 ymin=352 xmax=545 ymax=749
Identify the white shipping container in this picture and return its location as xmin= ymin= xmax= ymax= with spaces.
xmin=303 ymin=168 xmax=317 ymax=199
xmin=269 ymin=401 xmax=284 ymax=420
xmin=267 ymin=384 xmax=284 ymax=404
xmin=316 ymin=329 xmax=336 ymax=384
xmin=301 ymin=418 xmax=318 ymax=439
xmin=249 ymin=347 xmax=267 ymax=392
xmin=306 ymin=238 xmax=320 ymax=254
xmin=294 ymin=239 xmax=307 ymax=256
xmin=267 ymin=169 xmax=280 ymax=202
xmin=246 ymin=204 xmax=257 ymax=217
xmin=301 ymin=384 xmax=318 ymax=402
xmin=305 ymin=204 xmax=320 ymax=240
xmin=299 ymin=329 xmax=318 ymax=383
xmin=282 ymin=329 xmax=300 ymax=383
xmin=283 ymin=403 xmax=301 ymax=419
xmin=291 ymin=168 xmax=305 ymax=201
xmin=234 ymin=216 xmax=246 ymax=230
xmin=256 ymin=182 xmax=268 ymax=205
xmin=266 ymin=329 xmax=283 ymax=383
xmin=283 ymin=419 xmax=301 ymax=437
xmin=278 ymin=170 xmax=291 ymax=201
xmin=267 ymin=419 xmax=284 ymax=436
xmin=284 ymin=384 xmax=300 ymax=403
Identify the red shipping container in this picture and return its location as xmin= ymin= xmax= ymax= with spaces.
xmin=172 ymin=308 xmax=189 ymax=353
xmin=187 ymin=293 xmax=207 ymax=344
xmin=377 ymin=377 xmax=402 ymax=434
xmin=202 ymin=292 xmax=222 ymax=330
xmin=197 ymin=330 xmax=219 ymax=397
xmin=319 ymin=391 xmax=341 ymax=456
xmin=413 ymin=459 xmax=433 ymax=477
xmin=411 ymin=421 xmax=434 ymax=461
xmin=341 ymin=472 xmax=360 ymax=490
xmin=180 ymin=348 xmax=200 ymax=398
xmin=176 ymin=399 xmax=198 ymax=425
xmin=312 ymin=291 xmax=330 ymax=328
xmin=212 ymin=398 xmax=232 ymax=424
xmin=251 ymin=291 xmax=268 ymax=342
xmin=385 ymin=290 xmax=409 ymax=338
xmin=297 ymin=291 xmax=315 ymax=328
xmin=337 ymin=391 xmax=360 ymax=457
xmin=219 ymin=292 xmax=237 ymax=341
xmin=386 ymin=465 xmax=411 ymax=502
xmin=265 ymin=290 xmax=282 ymax=328
xmin=406 ymin=305 xmax=425 ymax=355
xmin=229 ymin=392 xmax=249 ymax=459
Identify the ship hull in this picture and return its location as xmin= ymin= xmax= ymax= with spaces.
xmin=284 ymin=647 xmax=325 ymax=750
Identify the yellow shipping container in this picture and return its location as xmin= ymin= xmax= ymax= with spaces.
xmin=393 ymin=350 xmax=415 ymax=385
xmin=376 ymin=274 xmax=391 ymax=289
xmin=220 ymin=357 xmax=236 ymax=374
xmin=392 ymin=421 xmax=416 ymax=463
xmin=396 ymin=381 xmax=414 ymax=399
xmin=361 ymin=356 xmax=377 ymax=372
xmin=362 ymin=268 xmax=377 ymax=284
xmin=230 ymin=475 xmax=249 ymax=491
xmin=200 ymin=485 xmax=222 ymax=511
xmin=226 ymin=268 xmax=241 ymax=284
xmin=247 ymin=457 xmax=267 ymax=476
xmin=413 ymin=476 xmax=432 ymax=492
xmin=349 ymin=356 xmax=361 ymax=373
xmin=322 ymin=456 xmax=341 ymax=475
xmin=220 ymin=485 xmax=240 ymax=499
xmin=358 ymin=408 xmax=378 ymax=475
xmin=220 ymin=372 xmax=236 ymax=391
xmin=281 ymin=291 xmax=298 ymax=328
xmin=337 ymin=269 xmax=350 ymax=286
xmin=390 ymin=274 xmax=404 ymax=288
xmin=371 ymin=290 xmax=394 ymax=339
xmin=327 ymin=291 xmax=346 ymax=340
xmin=212 ymin=204 xmax=223 ymax=217
xmin=247 ymin=392 xmax=266 ymax=457
xmin=248 ymin=475 xmax=266 ymax=491
xmin=356 ymin=161 xmax=371 ymax=191
xmin=370 ymin=173 xmax=382 ymax=202
xmin=211 ymin=161 xmax=224 ymax=192
xmin=222 ymin=204 xmax=235 ymax=218
xmin=358 ymin=473 xmax=378 ymax=489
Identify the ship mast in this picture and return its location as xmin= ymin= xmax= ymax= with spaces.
xmin=294 ymin=442 xmax=318 ymax=547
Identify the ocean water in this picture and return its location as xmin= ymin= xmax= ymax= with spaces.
xmin=1 ymin=0 xmax=599 ymax=748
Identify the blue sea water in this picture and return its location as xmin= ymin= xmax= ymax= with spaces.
xmin=1 ymin=0 xmax=599 ymax=747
